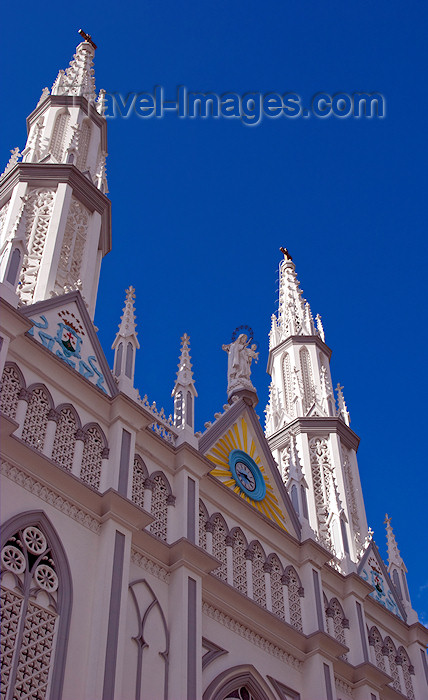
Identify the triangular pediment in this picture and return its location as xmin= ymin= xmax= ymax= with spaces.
xmin=200 ymin=399 xmax=301 ymax=538
xmin=306 ymin=401 xmax=326 ymax=418
xmin=21 ymin=292 xmax=117 ymax=397
xmin=358 ymin=540 xmax=406 ymax=620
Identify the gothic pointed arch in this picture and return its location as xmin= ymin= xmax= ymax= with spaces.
xmin=132 ymin=455 xmax=149 ymax=509
xmin=299 ymin=346 xmax=315 ymax=413
xmin=76 ymin=118 xmax=91 ymax=171
xmin=148 ymin=471 xmax=174 ymax=542
xmin=324 ymin=596 xmax=348 ymax=654
xmin=1 ymin=510 xmax=72 ymax=700
xmin=266 ymin=553 xmax=285 ymax=620
xmin=248 ymin=540 xmax=267 ymax=608
xmin=80 ymin=422 xmax=108 ymax=489
xmin=283 ymin=565 xmax=303 ymax=631
xmin=384 ymin=636 xmax=402 ymax=693
xmin=368 ymin=625 xmax=386 ymax=672
xmin=51 ymin=403 xmax=81 ymax=471
xmin=208 ymin=513 xmax=229 ymax=581
xmin=281 ymin=352 xmax=292 ymax=416
xmin=0 ymin=362 xmax=26 ymax=419
xmin=397 ymin=646 xmax=415 ymax=700
xmin=21 ymin=383 xmax=54 ymax=450
xmin=198 ymin=499 xmax=209 ymax=549
xmin=203 ymin=665 xmax=273 ymax=700
xmin=50 ymin=108 xmax=70 ymax=162
xmin=229 ymin=527 xmax=248 ymax=594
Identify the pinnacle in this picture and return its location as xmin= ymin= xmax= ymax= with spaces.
xmin=51 ymin=40 xmax=96 ymax=101
xmin=173 ymin=333 xmax=197 ymax=392
xmin=117 ymin=286 xmax=138 ymax=339
xmin=384 ymin=514 xmax=404 ymax=568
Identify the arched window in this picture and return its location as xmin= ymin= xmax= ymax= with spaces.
xmin=251 ymin=542 xmax=267 ymax=608
xmin=368 ymin=626 xmax=386 ymax=672
xmin=198 ymin=500 xmax=208 ymax=549
xmin=269 ymin=554 xmax=285 ymax=620
xmin=149 ymin=473 xmax=170 ymax=542
xmin=211 ymin=515 xmax=228 ymax=581
xmin=384 ymin=636 xmax=401 ymax=692
xmin=50 ymin=110 xmax=70 ymax=161
xmin=51 ymin=406 xmax=78 ymax=470
xmin=325 ymin=597 xmax=347 ymax=658
xmin=186 ymin=390 xmax=193 ymax=427
xmin=398 ymin=646 xmax=415 ymax=700
xmin=300 ymin=347 xmax=315 ymax=413
xmin=0 ymin=512 xmax=72 ymax=700
xmin=21 ymin=386 xmax=51 ymax=450
xmin=0 ymin=363 xmax=23 ymax=419
xmin=284 ymin=566 xmax=303 ymax=631
xmin=202 ymin=666 xmax=272 ymax=700
xmin=231 ymin=528 xmax=247 ymax=594
xmin=125 ymin=343 xmax=133 ymax=379
xmin=114 ymin=342 xmax=123 ymax=376
xmin=76 ymin=120 xmax=91 ymax=171
xmin=282 ymin=353 xmax=292 ymax=415
xmin=132 ymin=455 xmax=148 ymax=508
xmin=80 ymin=424 xmax=105 ymax=489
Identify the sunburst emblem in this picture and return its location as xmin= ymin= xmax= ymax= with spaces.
xmin=207 ymin=417 xmax=287 ymax=530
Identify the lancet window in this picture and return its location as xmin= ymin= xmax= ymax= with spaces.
xmin=55 ymin=197 xmax=88 ymax=293
xmin=19 ymin=188 xmax=55 ymax=305
xmin=50 ymin=110 xmax=69 ymax=161
xmin=284 ymin=566 xmax=303 ymax=631
xmin=282 ymin=352 xmax=293 ymax=415
xmin=251 ymin=542 xmax=266 ymax=608
xmin=398 ymin=647 xmax=415 ymax=700
xmin=21 ymin=386 xmax=50 ymax=450
xmin=300 ymin=346 xmax=315 ymax=412
xmin=0 ymin=364 xmax=22 ymax=419
xmin=198 ymin=501 xmax=208 ymax=549
xmin=76 ymin=120 xmax=91 ymax=171
xmin=149 ymin=473 xmax=170 ymax=542
xmin=80 ymin=424 xmax=104 ymax=489
xmin=211 ymin=515 xmax=228 ymax=581
xmin=131 ymin=455 xmax=148 ymax=508
xmin=51 ymin=407 xmax=78 ymax=470
xmin=269 ymin=554 xmax=285 ymax=620
xmin=232 ymin=528 xmax=247 ymax=594
xmin=1 ymin=514 xmax=71 ymax=700
xmin=384 ymin=637 xmax=401 ymax=692
xmin=368 ymin=626 xmax=386 ymax=672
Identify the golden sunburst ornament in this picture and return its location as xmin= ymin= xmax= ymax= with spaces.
xmin=207 ymin=417 xmax=288 ymax=530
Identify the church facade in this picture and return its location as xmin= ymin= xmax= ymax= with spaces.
xmin=0 ymin=38 xmax=427 ymax=700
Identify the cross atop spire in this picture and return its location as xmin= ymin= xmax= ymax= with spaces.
xmin=384 ymin=514 xmax=405 ymax=569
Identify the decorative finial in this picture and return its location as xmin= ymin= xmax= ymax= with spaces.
xmin=78 ymin=28 xmax=97 ymax=49
xmin=280 ymin=246 xmax=293 ymax=261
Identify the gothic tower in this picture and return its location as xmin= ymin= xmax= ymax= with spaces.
xmin=265 ymin=249 xmax=368 ymax=570
xmin=0 ymin=38 xmax=111 ymax=318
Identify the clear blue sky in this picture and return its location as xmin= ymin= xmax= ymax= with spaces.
xmin=2 ymin=1 xmax=427 ymax=623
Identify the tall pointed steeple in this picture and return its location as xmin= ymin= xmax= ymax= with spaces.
xmin=385 ymin=514 xmax=415 ymax=618
xmin=266 ymin=248 xmax=368 ymax=571
xmin=172 ymin=334 xmax=198 ymax=445
xmin=0 ymin=33 xmax=111 ymax=318
xmin=112 ymin=286 xmax=140 ymax=395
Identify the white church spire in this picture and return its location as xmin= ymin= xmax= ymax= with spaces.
xmin=266 ymin=248 xmax=369 ymax=570
xmin=0 ymin=32 xmax=111 ymax=317
xmin=112 ymin=286 xmax=140 ymax=395
xmin=172 ymin=334 xmax=198 ymax=444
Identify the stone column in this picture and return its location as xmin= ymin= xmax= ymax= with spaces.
xmin=44 ymin=408 xmax=60 ymax=459
xmin=14 ymin=388 xmax=30 ymax=438
xmin=72 ymin=428 xmax=86 ymax=477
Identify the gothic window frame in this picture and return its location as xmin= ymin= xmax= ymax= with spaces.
xmin=202 ymin=665 xmax=273 ymax=700
xmin=51 ymin=403 xmax=81 ymax=471
xmin=49 ymin=108 xmax=70 ymax=162
xmin=368 ymin=625 xmax=386 ymax=672
xmin=148 ymin=471 xmax=174 ymax=542
xmin=80 ymin=421 xmax=108 ymax=490
xmin=208 ymin=513 xmax=229 ymax=582
xmin=21 ymin=382 xmax=54 ymax=451
xmin=266 ymin=553 xmax=286 ymax=620
xmin=384 ymin=635 xmax=402 ymax=693
xmin=283 ymin=564 xmax=304 ymax=632
xmin=132 ymin=454 xmax=149 ymax=509
xmin=1 ymin=510 xmax=72 ymax=700
xmin=299 ymin=346 xmax=315 ymax=413
xmin=198 ymin=499 xmax=209 ymax=549
xmin=229 ymin=527 xmax=249 ymax=595
xmin=0 ymin=361 xmax=26 ymax=420
xmin=397 ymin=645 xmax=415 ymax=700
xmin=76 ymin=118 xmax=91 ymax=171
xmin=248 ymin=540 xmax=267 ymax=608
